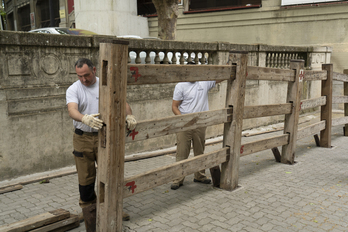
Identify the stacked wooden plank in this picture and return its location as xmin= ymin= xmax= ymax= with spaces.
xmin=0 ymin=209 xmax=79 ymax=232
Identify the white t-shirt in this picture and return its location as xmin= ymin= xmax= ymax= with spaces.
xmin=173 ymin=81 xmax=216 ymax=114
xmin=66 ymin=77 xmax=99 ymax=132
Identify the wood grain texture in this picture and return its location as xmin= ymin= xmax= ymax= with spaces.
xmin=281 ymin=60 xmax=304 ymax=164
xmin=303 ymin=70 xmax=327 ymax=81
xmin=125 ymin=108 xmax=232 ymax=143
xmin=297 ymin=121 xmax=326 ymax=140
xmin=243 ymin=104 xmax=292 ymax=119
xmin=241 ymin=134 xmax=289 ymax=157
xmin=344 ymin=69 xmax=348 ymax=136
xmin=332 ymin=116 xmax=348 ymax=127
xmin=123 ymin=148 xmax=229 ymax=198
xmin=220 ymin=52 xmax=248 ymax=191
xmin=127 ymin=64 xmax=234 ymax=85
xmin=247 ymin=66 xmax=295 ymax=81
xmin=300 ymin=96 xmax=326 ymax=111
xmin=320 ymin=64 xmax=333 ymax=148
xmin=332 ymin=96 xmax=348 ymax=104
xmin=333 ymin=71 xmax=348 ymax=82
xmin=0 ymin=209 xmax=70 ymax=232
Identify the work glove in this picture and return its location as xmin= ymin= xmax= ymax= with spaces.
xmin=81 ymin=113 xmax=104 ymax=130
xmin=126 ymin=115 xmax=137 ymax=131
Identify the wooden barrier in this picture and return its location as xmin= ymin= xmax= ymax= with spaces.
xmin=97 ymin=40 xmax=343 ymax=230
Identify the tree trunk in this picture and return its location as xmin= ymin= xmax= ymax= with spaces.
xmin=152 ymin=0 xmax=178 ymax=40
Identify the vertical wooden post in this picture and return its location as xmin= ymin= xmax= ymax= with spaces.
xmin=220 ymin=52 xmax=248 ymax=191
xmin=97 ymin=40 xmax=129 ymax=232
xmin=343 ymin=69 xmax=348 ymax=136
xmin=320 ymin=64 xmax=333 ymax=147
xmin=281 ymin=60 xmax=304 ymax=164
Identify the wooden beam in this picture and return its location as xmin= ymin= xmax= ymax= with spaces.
xmin=332 ymin=96 xmax=348 ymax=104
xmin=271 ymin=147 xmax=281 ymax=163
xmin=297 ymin=121 xmax=326 ymax=140
xmin=123 ymin=148 xmax=229 ymax=198
xmin=281 ymin=60 xmax=304 ymax=164
xmin=0 ymin=185 xmax=22 ymax=194
xmin=220 ymin=52 xmax=248 ymax=191
xmin=126 ymin=108 xmax=232 ymax=143
xmin=243 ymin=103 xmax=292 ymax=119
xmin=97 ymin=40 xmax=129 ymax=231
xmin=303 ymin=70 xmax=327 ymax=81
xmin=30 ymin=215 xmax=79 ymax=232
xmin=126 ymin=64 xmax=235 ymax=85
xmin=247 ymin=66 xmax=295 ymax=81
xmin=0 ymin=209 xmax=70 ymax=232
xmin=344 ymin=69 xmax=348 ymax=136
xmin=300 ymin=96 xmax=326 ymax=111
xmin=320 ymin=64 xmax=333 ymax=148
xmin=333 ymin=71 xmax=348 ymax=82
xmin=332 ymin=116 xmax=348 ymax=127
xmin=240 ymin=134 xmax=289 ymax=157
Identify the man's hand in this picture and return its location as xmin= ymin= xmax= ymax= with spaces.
xmin=126 ymin=115 xmax=137 ymax=130
xmin=81 ymin=113 xmax=104 ymax=130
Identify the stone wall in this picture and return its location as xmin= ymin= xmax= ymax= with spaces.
xmin=0 ymin=31 xmax=331 ymax=181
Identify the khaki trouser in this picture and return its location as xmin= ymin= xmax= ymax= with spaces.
xmin=172 ymin=127 xmax=207 ymax=185
xmin=73 ymin=131 xmax=98 ymax=208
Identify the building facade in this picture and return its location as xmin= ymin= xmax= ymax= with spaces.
xmin=4 ymin=0 xmax=75 ymax=31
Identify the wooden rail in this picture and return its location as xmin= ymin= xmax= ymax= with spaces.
xmin=243 ymin=104 xmax=292 ymax=119
xmin=125 ymin=108 xmax=232 ymax=143
xmin=297 ymin=121 xmax=326 ymax=140
xmin=123 ymin=147 xmax=229 ymax=198
xmin=241 ymin=134 xmax=289 ymax=157
xmin=300 ymin=96 xmax=326 ymax=111
xmin=333 ymin=72 xmax=348 ymax=82
xmin=247 ymin=66 xmax=294 ymax=81
xmin=332 ymin=116 xmax=348 ymax=127
xmin=303 ymin=70 xmax=327 ymax=81
xmin=127 ymin=64 xmax=234 ymax=85
xmin=332 ymin=96 xmax=348 ymax=104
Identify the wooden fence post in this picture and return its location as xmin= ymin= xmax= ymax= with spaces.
xmin=320 ymin=64 xmax=333 ymax=147
xmin=344 ymin=69 xmax=348 ymax=136
xmin=220 ymin=52 xmax=248 ymax=191
xmin=281 ymin=60 xmax=304 ymax=164
xmin=97 ymin=40 xmax=129 ymax=232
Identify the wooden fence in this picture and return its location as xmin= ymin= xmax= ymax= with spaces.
xmin=96 ymin=40 xmax=343 ymax=231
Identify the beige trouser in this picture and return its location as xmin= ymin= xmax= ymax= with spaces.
xmin=73 ymin=132 xmax=98 ymax=208
xmin=172 ymin=127 xmax=207 ymax=185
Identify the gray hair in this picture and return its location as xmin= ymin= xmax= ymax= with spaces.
xmin=75 ymin=58 xmax=95 ymax=70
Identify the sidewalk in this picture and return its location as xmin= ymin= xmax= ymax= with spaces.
xmin=1 ymin=114 xmax=348 ymax=231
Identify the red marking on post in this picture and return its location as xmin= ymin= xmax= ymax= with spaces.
xmin=246 ymin=71 xmax=248 ymax=77
xmin=240 ymin=145 xmax=244 ymax=154
xmin=299 ymin=102 xmax=303 ymax=111
xmin=129 ymin=129 xmax=139 ymax=140
xmin=125 ymin=181 xmax=137 ymax=193
xmin=299 ymin=69 xmax=304 ymax=82
xmin=130 ymin=67 xmax=141 ymax=82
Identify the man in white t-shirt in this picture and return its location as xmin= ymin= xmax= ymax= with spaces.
xmin=66 ymin=58 xmax=137 ymax=227
xmin=171 ymin=70 xmax=221 ymax=190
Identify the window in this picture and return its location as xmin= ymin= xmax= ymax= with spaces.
xmin=282 ymin=0 xmax=347 ymax=5
xmin=137 ymin=0 xmax=156 ymax=16
xmin=189 ymin=0 xmax=261 ymax=11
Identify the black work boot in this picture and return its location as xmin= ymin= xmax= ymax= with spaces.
xmin=82 ymin=203 xmax=96 ymax=232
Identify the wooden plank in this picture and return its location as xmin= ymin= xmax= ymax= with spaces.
xmin=0 ymin=209 xmax=70 ymax=232
xmin=332 ymin=96 xmax=348 ymax=104
xmin=333 ymin=71 xmax=348 ymax=82
xmin=300 ymin=96 xmax=326 ymax=111
xmin=30 ymin=214 xmax=79 ymax=232
xmin=220 ymin=52 xmax=248 ymax=191
xmin=240 ymin=134 xmax=289 ymax=157
xmin=126 ymin=64 xmax=234 ymax=85
xmin=243 ymin=103 xmax=292 ymax=119
xmin=247 ymin=66 xmax=295 ymax=81
xmin=0 ymin=185 xmax=22 ymax=194
xmin=123 ymin=148 xmax=229 ymax=198
xmin=303 ymin=70 xmax=327 ymax=81
xmin=97 ymin=41 xmax=128 ymax=231
xmin=281 ymin=60 xmax=304 ymax=164
xmin=314 ymin=134 xmax=320 ymax=147
xmin=125 ymin=108 xmax=232 ymax=143
xmin=297 ymin=121 xmax=326 ymax=140
xmin=320 ymin=64 xmax=333 ymax=148
xmin=332 ymin=116 xmax=348 ymax=127
xmin=344 ymin=69 xmax=348 ymax=136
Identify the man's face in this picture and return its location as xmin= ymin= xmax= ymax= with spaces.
xmin=76 ymin=64 xmax=97 ymax=87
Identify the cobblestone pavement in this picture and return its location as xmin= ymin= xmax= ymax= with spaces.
xmin=1 ymin=124 xmax=348 ymax=232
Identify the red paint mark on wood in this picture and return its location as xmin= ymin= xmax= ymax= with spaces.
xmin=130 ymin=67 xmax=141 ymax=82
xmin=125 ymin=181 xmax=137 ymax=193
